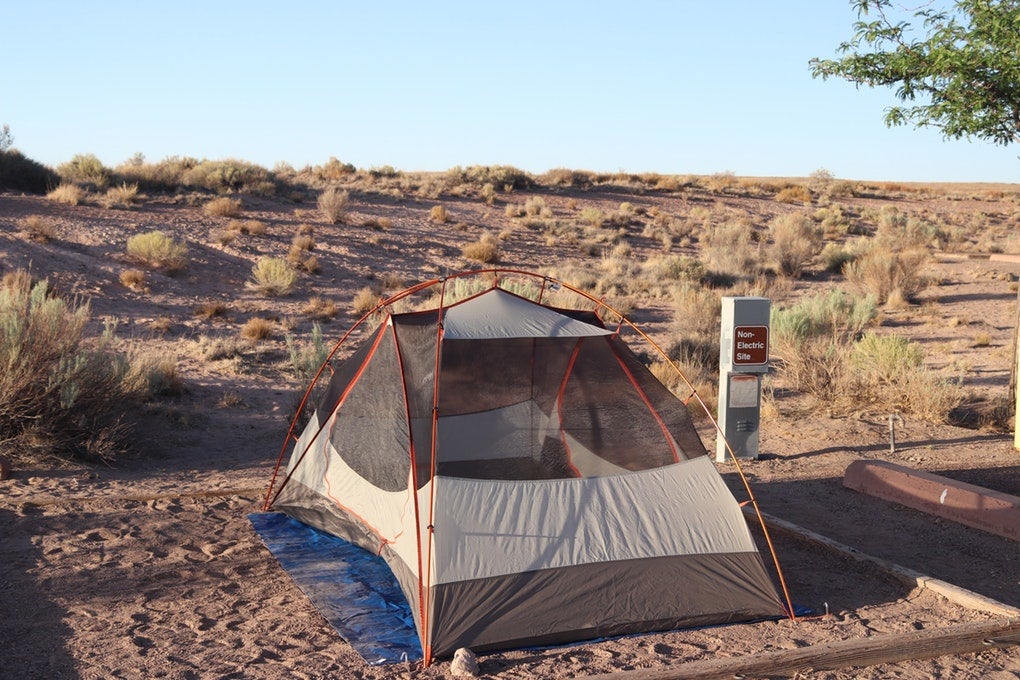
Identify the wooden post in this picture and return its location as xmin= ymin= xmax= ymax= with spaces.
xmin=581 ymin=618 xmax=1020 ymax=680
xmin=1012 ymin=285 xmax=1020 ymax=449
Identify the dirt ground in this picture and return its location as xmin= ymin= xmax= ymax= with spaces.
xmin=1 ymin=185 xmax=1018 ymax=678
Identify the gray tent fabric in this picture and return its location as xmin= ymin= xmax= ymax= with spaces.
xmin=270 ymin=286 xmax=786 ymax=662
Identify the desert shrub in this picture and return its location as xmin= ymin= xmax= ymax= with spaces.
xmin=768 ymin=212 xmax=821 ymax=278
xmin=47 ymin=183 xmax=85 ymax=205
xmin=770 ymin=292 xmax=957 ymax=420
xmin=18 ymin=215 xmax=57 ymax=242
xmin=126 ymin=231 xmax=188 ymax=271
xmin=480 ymin=183 xmax=496 ymax=205
xmin=286 ymin=323 xmax=328 ymax=379
xmin=120 ymin=269 xmax=147 ymax=292
xmin=0 ymin=278 xmax=137 ymax=462
xmin=181 ymin=158 xmax=275 ymax=195
xmin=450 ymin=165 xmax=534 ymax=191
xmin=775 ymin=185 xmax=812 ymax=204
xmin=248 ymin=257 xmax=297 ymax=296
xmin=702 ymin=217 xmax=760 ymax=279
xmin=462 ymin=232 xmax=500 ymax=263
xmin=873 ymin=207 xmax=945 ymax=249
xmin=850 ymin=332 xmax=923 ymax=385
xmin=580 ymin=207 xmax=604 ymax=227
xmin=525 ymin=196 xmax=551 ymax=217
xmin=430 ymin=204 xmax=450 ymax=223
xmin=819 ymin=242 xmax=858 ymax=273
xmin=540 ymin=168 xmax=595 ymax=188
xmin=813 ymin=203 xmax=853 ymax=236
xmin=655 ymin=336 xmax=719 ymax=420
xmin=670 ymin=283 xmax=722 ymax=339
xmin=0 ymin=149 xmax=59 ymax=193
xmin=56 ymin=153 xmax=110 ymax=188
xmin=843 ymin=247 xmax=930 ymax=304
xmin=645 ymin=255 xmax=706 ymax=283
xmin=203 ymin=196 xmax=242 ymax=218
xmin=771 ymin=289 xmax=877 ymax=346
xmin=100 ymin=183 xmax=139 ymax=209
xmin=318 ymin=187 xmax=350 ymax=224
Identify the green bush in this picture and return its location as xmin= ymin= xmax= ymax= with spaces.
xmin=126 ymin=231 xmax=188 ymax=271
xmin=248 ymin=257 xmax=298 ymax=296
xmin=0 ymin=278 xmax=136 ymax=461
xmin=286 ymin=323 xmax=328 ymax=379
xmin=771 ymin=289 xmax=877 ymax=346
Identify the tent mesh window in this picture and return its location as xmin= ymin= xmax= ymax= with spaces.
xmin=434 ymin=335 xmax=706 ymax=481
xmin=328 ymin=325 xmax=410 ymax=493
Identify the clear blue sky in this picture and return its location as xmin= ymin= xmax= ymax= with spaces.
xmin=4 ymin=1 xmax=1017 ymax=183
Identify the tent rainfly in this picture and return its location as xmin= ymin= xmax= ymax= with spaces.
xmin=265 ymin=273 xmax=790 ymax=664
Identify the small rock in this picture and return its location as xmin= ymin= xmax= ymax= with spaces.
xmin=28 ymin=476 xmax=44 ymax=485
xmin=450 ymin=647 xmax=479 ymax=677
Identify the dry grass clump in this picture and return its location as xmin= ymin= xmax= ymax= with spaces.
xmin=318 ymin=187 xmax=350 ymax=224
xmin=843 ymin=246 xmax=930 ymax=304
xmin=122 ymin=349 xmax=184 ymax=398
xmin=120 ymin=269 xmax=148 ymax=292
xmin=303 ymin=296 xmax=338 ymax=321
xmin=0 ymin=276 xmax=138 ymax=462
xmin=47 ymin=183 xmax=85 ymax=205
xmin=193 ymin=335 xmax=246 ymax=362
xmin=768 ymin=212 xmax=821 ymax=278
xmin=126 ymin=231 xmax=188 ymax=271
xmin=775 ymin=185 xmax=812 ymax=204
xmin=248 ymin=257 xmax=298 ymax=296
xmin=462 ymin=232 xmax=501 ymax=264
xmin=18 ymin=215 xmax=57 ymax=242
xmin=204 ymin=196 xmax=243 ymax=218
xmin=194 ymin=301 xmax=230 ymax=319
xmin=352 ymin=287 xmax=379 ymax=315
xmin=241 ymin=317 xmax=275 ymax=341
xmin=291 ymin=234 xmax=316 ymax=251
xmin=286 ymin=323 xmax=328 ymax=379
xmin=363 ymin=216 xmax=392 ymax=231
xmin=56 ymin=153 xmax=110 ymax=188
xmin=701 ymin=217 xmax=760 ymax=280
xmin=100 ymin=183 xmax=140 ymax=209
xmin=430 ymin=204 xmax=450 ymax=223
xmin=580 ymin=207 xmax=604 ymax=227
xmin=227 ymin=219 xmax=268 ymax=235
xmin=2 ymin=269 xmax=34 ymax=295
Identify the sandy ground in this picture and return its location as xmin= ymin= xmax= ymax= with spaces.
xmin=1 ymin=186 xmax=1019 ymax=678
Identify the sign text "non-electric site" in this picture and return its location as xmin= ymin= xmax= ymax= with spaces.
xmin=733 ymin=326 xmax=768 ymax=365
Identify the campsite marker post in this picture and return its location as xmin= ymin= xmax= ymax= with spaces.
xmin=716 ymin=296 xmax=770 ymax=462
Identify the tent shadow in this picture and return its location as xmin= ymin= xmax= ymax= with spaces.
xmin=0 ymin=507 xmax=79 ymax=678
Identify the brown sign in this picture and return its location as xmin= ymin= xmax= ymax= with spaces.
xmin=733 ymin=325 xmax=768 ymax=365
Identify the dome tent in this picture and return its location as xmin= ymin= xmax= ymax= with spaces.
xmin=264 ymin=270 xmax=791 ymax=664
